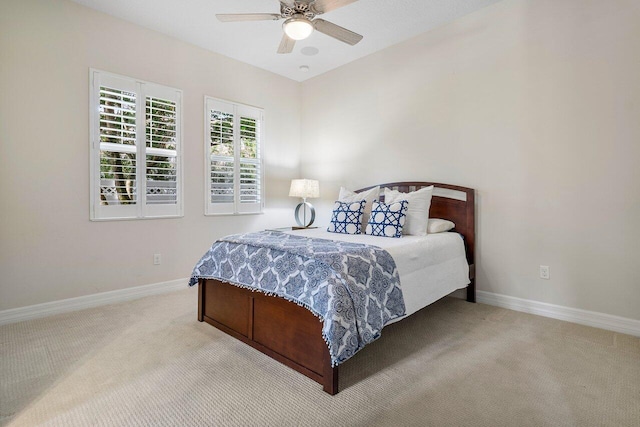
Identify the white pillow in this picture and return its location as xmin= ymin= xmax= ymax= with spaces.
xmin=384 ymin=186 xmax=434 ymax=236
xmin=338 ymin=186 xmax=380 ymax=232
xmin=427 ymin=218 xmax=455 ymax=233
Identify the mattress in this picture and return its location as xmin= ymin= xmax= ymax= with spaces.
xmin=286 ymin=228 xmax=470 ymax=320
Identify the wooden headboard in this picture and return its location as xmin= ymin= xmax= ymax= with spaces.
xmin=357 ymin=182 xmax=476 ymax=298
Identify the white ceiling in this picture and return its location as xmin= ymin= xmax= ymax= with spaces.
xmin=71 ymin=0 xmax=502 ymax=82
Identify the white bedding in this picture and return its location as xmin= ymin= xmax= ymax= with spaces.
xmin=286 ymin=228 xmax=470 ymax=321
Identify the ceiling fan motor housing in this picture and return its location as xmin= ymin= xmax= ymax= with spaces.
xmin=281 ymin=1 xmax=317 ymax=19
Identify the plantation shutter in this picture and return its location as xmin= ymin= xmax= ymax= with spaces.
xmin=205 ymin=97 xmax=263 ymax=215
xmin=207 ymin=99 xmax=236 ymax=214
xmin=143 ymin=83 xmax=182 ymax=218
xmin=237 ymin=106 xmax=262 ymax=214
xmin=90 ymin=70 xmax=182 ymax=220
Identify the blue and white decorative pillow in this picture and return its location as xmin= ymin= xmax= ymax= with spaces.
xmin=365 ymin=200 xmax=409 ymax=238
xmin=327 ymin=200 xmax=366 ymax=235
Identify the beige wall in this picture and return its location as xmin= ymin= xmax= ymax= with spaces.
xmin=300 ymin=0 xmax=640 ymax=320
xmin=0 ymin=0 xmax=301 ymax=310
xmin=2 ymin=0 xmax=639 ymax=322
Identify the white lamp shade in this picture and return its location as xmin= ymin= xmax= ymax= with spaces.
xmin=289 ymin=179 xmax=319 ymax=199
xmin=283 ymin=17 xmax=314 ymax=40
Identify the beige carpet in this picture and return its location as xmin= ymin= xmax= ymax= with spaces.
xmin=1 ymin=289 xmax=638 ymax=427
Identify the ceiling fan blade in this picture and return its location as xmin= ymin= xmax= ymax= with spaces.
xmin=313 ymin=19 xmax=363 ymax=45
xmin=312 ymin=0 xmax=358 ymax=14
xmin=216 ymin=14 xmax=281 ymax=22
xmin=280 ymin=0 xmax=296 ymax=7
xmin=277 ymin=34 xmax=296 ymax=54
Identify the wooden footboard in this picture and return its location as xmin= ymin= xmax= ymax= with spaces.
xmin=198 ymin=279 xmax=338 ymax=394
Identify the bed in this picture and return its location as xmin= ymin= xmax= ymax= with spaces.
xmin=193 ymin=182 xmax=475 ymax=395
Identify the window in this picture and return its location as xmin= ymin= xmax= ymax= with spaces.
xmin=205 ymin=97 xmax=264 ymax=215
xmin=90 ymin=70 xmax=183 ymax=220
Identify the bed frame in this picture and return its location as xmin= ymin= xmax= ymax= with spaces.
xmin=197 ymin=182 xmax=475 ymax=395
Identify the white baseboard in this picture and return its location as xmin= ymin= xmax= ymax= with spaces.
xmin=4 ymin=282 xmax=638 ymax=337
xmin=476 ymin=290 xmax=640 ymax=337
xmin=0 ymin=278 xmax=188 ymax=326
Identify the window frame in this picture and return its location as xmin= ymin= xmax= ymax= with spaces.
xmin=89 ymin=69 xmax=184 ymax=221
xmin=204 ymin=96 xmax=265 ymax=216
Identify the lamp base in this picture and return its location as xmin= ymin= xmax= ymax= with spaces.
xmin=294 ymin=202 xmax=316 ymax=228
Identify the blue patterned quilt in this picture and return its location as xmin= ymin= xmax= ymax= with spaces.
xmin=189 ymin=231 xmax=406 ymax=366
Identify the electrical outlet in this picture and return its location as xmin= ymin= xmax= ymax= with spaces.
xmin=539 ymin=265 xmax=550 ymax=280
xmin=154 ymin=254 xmax=161 ymax=265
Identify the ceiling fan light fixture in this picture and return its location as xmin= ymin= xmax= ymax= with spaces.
xmin=283 ymin=16 xmax=314 ymax=40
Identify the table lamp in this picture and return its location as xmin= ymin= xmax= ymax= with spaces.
xmin=289 ymin=179 xmax=319 ymax=227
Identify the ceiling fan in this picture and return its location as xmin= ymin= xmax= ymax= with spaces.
xmin=216 ymin=0 xmax=363 ymax=54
